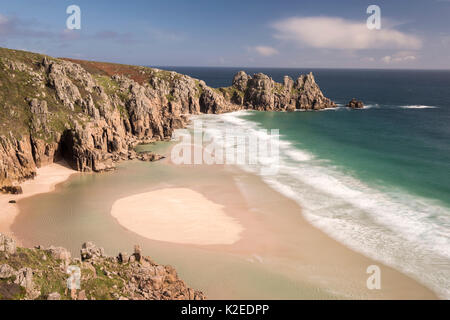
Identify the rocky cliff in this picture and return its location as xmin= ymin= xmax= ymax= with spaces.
xmin=0 ymin=233 xmax=205 ymax=300
xmin=0 ymin=47 xmax=335 ymax=190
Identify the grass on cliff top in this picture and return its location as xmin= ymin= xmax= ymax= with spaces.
xmin=150 ymin=69 xmax=183 ymax=83
xmin=62 ymin=57 xmax=183 ymax=86
xmin=0 ymin=248 xmax=62 ymax=300
xmin=0 ymin=47 xmax=54 ymax=67
xmin=94 ymin=75 xmax=119 ymax=95
xmin=0 ymin=47 xmax=93 ymax=140
xmin=0 ymin=248 xmax=129 ymax=300
xmin=0 ymin=64 xmax=83 ymax=141
xmin=0 ymin=61 xmax=36 ymax=137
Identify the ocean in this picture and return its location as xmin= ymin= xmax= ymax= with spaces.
xmin=163 ymin=67 xmax=450 ymax=298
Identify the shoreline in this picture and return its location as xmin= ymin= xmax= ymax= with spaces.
xmin=8 ymin=151 xmax=439 ymax=299
xmin=107 ymin=149 xmax=439 ymax=299
xmin=0 ymin=161 xmax=77 ymax=240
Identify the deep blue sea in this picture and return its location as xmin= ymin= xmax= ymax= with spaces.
xmin=160 ymin=67 xmax=450 ymax=298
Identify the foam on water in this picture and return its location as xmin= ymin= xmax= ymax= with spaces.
xmin=191 ymin=111 xmax=450 ymax=299
xmin=319 ymin=106 xmax=344 ymax=111
xmin=363 ymin=104 xmax=380 ymax=109
xmin=400 ymin=105 xmax=438 ymax=109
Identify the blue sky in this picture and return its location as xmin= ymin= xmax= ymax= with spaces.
xmin=1 ymin=0 xmax=449 ymax=69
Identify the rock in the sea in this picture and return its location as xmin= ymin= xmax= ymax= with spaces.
xmin=347 ymin=98 xmax=365 ymax=109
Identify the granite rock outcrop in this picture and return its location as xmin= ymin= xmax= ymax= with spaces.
xmin=0 ymin=48 xmax=336 ymax=190
xmin=0 ymin=233 xmax=205 ymax=300
xmin=347 ymin=98 xmax=365 ymax=109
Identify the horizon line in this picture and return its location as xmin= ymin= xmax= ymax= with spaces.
xmin=151 ymin=65 xmax=450 ymax=72
xmin=3 ymin=46 xmax=450 ymax=72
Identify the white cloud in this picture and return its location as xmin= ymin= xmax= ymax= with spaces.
xmin=272 ymin=17 xmax=422 ymax=50
xmin=381 ymin=56 xmax=393 ymax=63
xmin=382 ymin=52 xmax=417 ymax=64
xmin=250 ymin=45 xmax=279 ymax=57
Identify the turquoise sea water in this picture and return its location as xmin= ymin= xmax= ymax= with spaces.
xmin=166 ymin=68 xmax=450 ymax=298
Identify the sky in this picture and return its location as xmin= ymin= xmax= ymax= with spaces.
xmin=0 ymin=0 xmax=449 ymax=69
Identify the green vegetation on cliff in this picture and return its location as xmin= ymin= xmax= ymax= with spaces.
xmin=0 ymin=233 xmax=206 ymax=300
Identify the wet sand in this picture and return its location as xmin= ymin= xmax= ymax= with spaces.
xmin=0 ymin=161 xmax=76 ymax=239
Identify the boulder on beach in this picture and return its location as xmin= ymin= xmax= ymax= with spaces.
xmin=1 ymin=186 xmax=23 ymax=195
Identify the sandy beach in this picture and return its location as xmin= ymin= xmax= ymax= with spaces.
xmin=104 ymin=154 xmax=439 ymax=299
xmin=111 ymin=188 xmax=244 ymax=245
xmin=8 ymin=149 xmax=439 ymax=299
xmin=0 ymin=162 xmax=76 ymax=238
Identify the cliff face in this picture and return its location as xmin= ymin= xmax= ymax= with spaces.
xmin=0 ymin=48 xmax=335 ymax=190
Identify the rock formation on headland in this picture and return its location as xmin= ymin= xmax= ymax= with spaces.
xmin=0 ymin=233 xmax=205 ymax=300
xmin=0 ymin=47 xmax=336 ymax=191
xmin=226 ymin=71 xmax=336 ymax=112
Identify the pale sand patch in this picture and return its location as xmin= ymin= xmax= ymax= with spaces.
xmin=111 ymin=188 xmax=244 ymax=245
xmin=0 ymin=162 xmax=76 ymax=238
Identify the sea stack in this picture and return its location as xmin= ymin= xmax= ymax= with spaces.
xmin=347 ymin=98 xmax=365 ymax=109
